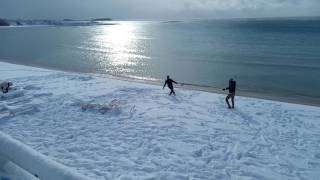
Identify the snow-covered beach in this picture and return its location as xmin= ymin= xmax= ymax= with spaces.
xmin=1 ymin=61 xmax=320 ymax=179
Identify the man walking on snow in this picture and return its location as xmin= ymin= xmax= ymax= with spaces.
xmin=223 ymin=78 xmax=236 ymax=109
xmin=163 ymin=75 xmax=178 ymax=96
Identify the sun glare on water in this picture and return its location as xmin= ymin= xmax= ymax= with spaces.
xmin=93 ymin=22 xmax=145 ymax=68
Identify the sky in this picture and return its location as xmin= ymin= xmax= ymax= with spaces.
xmin=1 ymin=0 xmax=320 ymax=20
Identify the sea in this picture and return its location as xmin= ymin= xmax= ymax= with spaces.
xmin=1 ymin=17 xmax=320 ymax=105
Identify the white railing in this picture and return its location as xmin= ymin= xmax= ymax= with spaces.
xmin=0 ymin=131 xmax=92 ymax=180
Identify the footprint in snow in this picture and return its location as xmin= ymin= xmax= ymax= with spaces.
xmin=23 ymin=85 xmax=41 ymax=90
xmin=69 ymin=76 xmax=93 ymax=81
xmin=1 ymin=91 xmax=25 ymax=101
xmin=33 ymin=93 xmax=53 ymax=98
xmin=314 ymin=153 xmax=320 ymax=159
xmin=255 ymin=112 xmax=264 ymax=116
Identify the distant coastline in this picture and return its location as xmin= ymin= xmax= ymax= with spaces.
xmin=0 ymin=17 xmax=114 ymax=27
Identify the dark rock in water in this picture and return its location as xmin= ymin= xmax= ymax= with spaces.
xmin=63 ymin=19 xmax=73 ymax=21
xmin=0 ymin=19 xmax=10 ymax=26
xmin=92 ymin=18 xmax=112 ymax=21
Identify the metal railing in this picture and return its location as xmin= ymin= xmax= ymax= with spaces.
xmin=0 ymin=131 xmax=92 ymax=180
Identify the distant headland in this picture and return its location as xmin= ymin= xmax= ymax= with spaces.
xmin=0 ymin=19 xmax=10 ymax=26
xmin=0 ymin=18 xmax=113 ymax=26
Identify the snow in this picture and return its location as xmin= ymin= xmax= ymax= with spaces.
xmin=0 ymin=61 xmax=320 ymax=180
xmin=0 ymin=155 xmax=38 ymax=180
xmin=0 ymin=131 xmax=92 ymax=180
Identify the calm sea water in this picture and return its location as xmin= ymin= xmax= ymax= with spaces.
xmin=1 ymin=18 xmax=320 ymax=104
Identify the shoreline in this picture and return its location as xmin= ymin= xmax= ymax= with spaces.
xmin=1 ymin=60 xmax=319 ymax=107
xmin=92 ymin=73 xmax=320 ymax=107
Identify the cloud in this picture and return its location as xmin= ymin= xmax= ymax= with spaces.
xmin=126 ymin=0 xmax=320 ymax=19
xmin=182 ymin=0 xmax=303 ymax=11
xmin=171 ymin=0 xmax=320 ymax=19
xmin=0 ymin=0 xmax=319 ymax=20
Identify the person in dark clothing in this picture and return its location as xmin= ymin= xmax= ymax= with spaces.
xmin=223 ymin=78 xmax=236 ymax=109
xmin=163 ymin=75 xmax=178 ymax=96
xmin=0 ymin=81 xmax=13 ymax=93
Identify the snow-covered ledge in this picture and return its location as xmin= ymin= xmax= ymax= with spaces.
xmin=0 ymin=131 xmax=92 ymax=180
xmin=0 ymin=155 xmax=38 ymax=180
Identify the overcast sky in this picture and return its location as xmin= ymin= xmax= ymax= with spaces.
xmin=1 ymin=0 xmax=319 ymax=20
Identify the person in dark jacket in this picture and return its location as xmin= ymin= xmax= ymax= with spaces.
xmin=163 ymin=75 xmax=178 ymax=96
xmin=0 ymin=81 xmax=13 ymax=93
xmin=223 ymin=78 xmax=236 ymax=109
